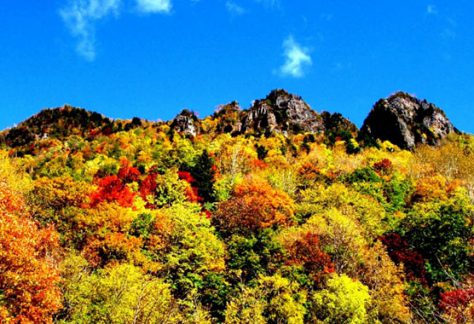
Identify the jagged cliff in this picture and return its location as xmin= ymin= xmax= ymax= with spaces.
xmin=240 ymin=89 xmax=325 ymax=134
xmin=170 ymin=89 xmax=355 ymax=138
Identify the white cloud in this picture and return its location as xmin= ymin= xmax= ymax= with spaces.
xmin=136 ymin=0 xmax=171 ymax=13
xmin=60 ymin=0 xmax=172 ymax=60
xmin=426 ymin=4 xmax=438 ymax=15
xmin=60 ymin=0 xmax=121 ymax=61
xmin=226 ymin=1 xmax=245 ymax=15
xmin=279 ymin=36 xmax=312 ymax=78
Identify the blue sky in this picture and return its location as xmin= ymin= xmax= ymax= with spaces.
xmin=1 ymin=1 xmax=473 ymax=132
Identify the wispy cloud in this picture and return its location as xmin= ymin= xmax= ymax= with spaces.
xmin=425 ymin=5 xmax=457 ymax=41
xmin=278 ymin=36 xmax=312 ymax=78
xmin=60 ymin=0 xmax=171 ymax=61
xmin=255 ymin=0 xmax=279 ymax=9
xmin=60 ymin=0 xmax=121 ymax=61
xmin=136 ymin=0 xmax=171 ymax=14
xmin=226 ymin=1 xmax=245 ymax=15
xmin=441 ymin=20 xmax=457 ymax=40
xmin=426 ymin=4 xmax=438 ymax=15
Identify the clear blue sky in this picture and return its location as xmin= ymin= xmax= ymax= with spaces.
xmin=1 ymin=1 xmax=473 ymax=132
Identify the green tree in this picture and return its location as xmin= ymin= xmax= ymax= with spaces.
xmin=190 ymin=150 xmax=216 ymax=203
xmin=402 ymin=187 xmax=473 ymax=281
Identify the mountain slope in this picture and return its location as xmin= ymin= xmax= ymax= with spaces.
xmin=0 ymin=90 xmax=472 ymax=323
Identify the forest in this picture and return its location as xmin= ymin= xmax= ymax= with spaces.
xmin=0 ymin=91 xmax=473 ymax=323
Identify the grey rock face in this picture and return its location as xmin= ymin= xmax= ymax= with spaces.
xmin=361 ymin=92 xmax=456 ymax=149
xmin=241 ymin=89 xmax=325 ymax=134
xmin=171 ymin=109 xmax=198 ymax=136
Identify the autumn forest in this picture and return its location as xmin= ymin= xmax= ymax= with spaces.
xmin=0 ymin=90 xmax=473 ymax=323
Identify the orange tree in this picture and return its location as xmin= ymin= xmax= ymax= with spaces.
xmin=214 ymin=178 xmax=294 ymax=235
xmin=0 ymin=181 xmax=61 ymax=323
xmin=213 ymin=178 xmax=294 ymax=285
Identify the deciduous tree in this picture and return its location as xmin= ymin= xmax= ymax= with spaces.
xmin=214 ymin=178 xmax=294 ymax=234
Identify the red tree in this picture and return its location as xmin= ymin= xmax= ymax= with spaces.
xmin=380 ymin=233 xmax=427 ymax=283
xmin=90 ymin=175 xmax=135 ymax=208
xmin=287 ymin=232 xmax=335 ymax=282
xmin=439 ymin=288 xmax=474 ymax=322
xmin=178 ymin=171 xmax=203 ymax=203
xmin=117 ymin=165 xmax=140 ymax=183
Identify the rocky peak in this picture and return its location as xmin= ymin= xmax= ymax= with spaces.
xmin=360 ymin=92 xmax=457 ymax=149
xmin=241 ymin=89 xmax=325 ymax=134
xmin=171 ymin=109 xmax=199 ymax=137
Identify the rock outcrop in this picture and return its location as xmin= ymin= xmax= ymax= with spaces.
xmin=360 ymin=92 xmax=457 ymax=149
xmin=171 ymin=89 xmax=356 ymax=139
xmin=171 ymin=109 xmax=199 ymax=137
xmin=241 ymin=89 xmax=325 ymax=134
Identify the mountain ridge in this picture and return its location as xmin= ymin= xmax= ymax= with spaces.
xmin=1 ymin=89 xmax=459 ymax=151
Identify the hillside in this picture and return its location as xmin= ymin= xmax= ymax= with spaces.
xmin=0 ymin=90 xmax=473 ymax=323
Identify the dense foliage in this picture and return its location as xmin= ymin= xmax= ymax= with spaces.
xmin=0 ymin=110 xmax=473 ymax=323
